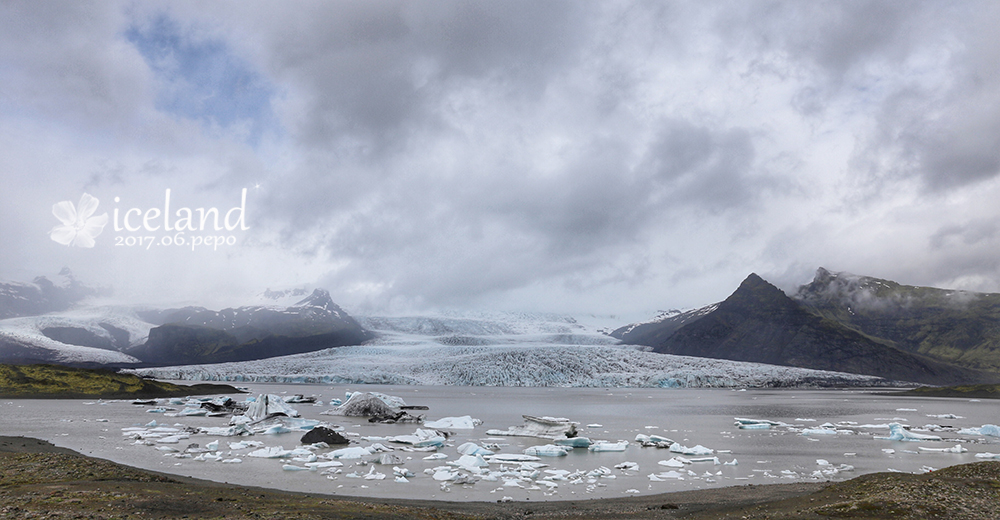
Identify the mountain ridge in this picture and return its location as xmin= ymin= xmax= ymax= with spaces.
xmin=613 ymin=272 xmax=999 ymax=385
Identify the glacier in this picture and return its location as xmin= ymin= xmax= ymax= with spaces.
xmin=0 ymin=305 xmax=151 ymax=364
xmin=129 ymin=311 xmax=893 ymax=388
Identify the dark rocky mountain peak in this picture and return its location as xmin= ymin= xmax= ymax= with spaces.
xmin=717 ymin=273 xmax=798 ymax=315
xmin=614 ymin=272 xmax=994 ymax=385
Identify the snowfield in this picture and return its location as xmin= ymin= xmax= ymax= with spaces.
xmin=132 ymin=312 xmax=891 ymax=388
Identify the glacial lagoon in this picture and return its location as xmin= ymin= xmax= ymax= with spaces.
xmin=2 ymin=384 xmax=999 ymax=501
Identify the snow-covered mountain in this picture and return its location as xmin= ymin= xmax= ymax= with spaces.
xmin=0 ymin=306 xmax=148 ymax=365
xmin=0 ymin=285 xmax=371 ymax=367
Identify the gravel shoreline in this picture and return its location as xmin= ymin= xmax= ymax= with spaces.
xmin=6 ymin=435 xmax=1000 ymax=519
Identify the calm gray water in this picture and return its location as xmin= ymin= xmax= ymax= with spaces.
xmin=2 ymin=384 xmax=998 ymax=501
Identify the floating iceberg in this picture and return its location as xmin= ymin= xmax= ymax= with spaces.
xmin=486 ymin=415 xmax=578 ymax=440
xmin=876 ymin=423 xmax=943 ymax=442
xmin=199 ymin=424 xmax=252 ymax=437
xmin=589 ymin=441 xmax=628 ymax=452
xmin=918 ymin=444 xmax=967 ymax=453
xmin=800 ymin=428 xmax=838 ymax=436
xmin=635 ymin=434 xmax=674 ymax=447
xmin=649 ymin=470 xmax=685 ymax=480
xmin=658 ymin=458 xmax=686 ymax=468
xmin=324 ymin=392 xmax=399 ymax=418
xmin=247 ymin=446 xmax=292 ymax=458
xmin=329 ymin=446 xmax=372 ymax=459
xmin=454 ymin=454 xmax=490 ymax=469
xmin=555 ymin=437 xmax=591 ymax=448
xmin=245 ymin=394 xmax=300 ymax=420
xmin=668 ymin=442 xmax=713 ymax=455
xmin=345 ymin=391 xmax=407 ymax=408
xmin=961 ymin=424 xmax=1000 ymax=437
xmin=364 ymin=467 xmax=386 ymax=480
xmin=486 ymin=453 xmax=541 ymax=463
xmin=432 ymin=469 xmax=460 ymax=481
xmin=457 ymin=442 xmax=494 ymax=456
xmin=387 ymin=428 xmax=446 ymax=448
xmin=735 ymin=418 xmax=783 ymax=427
xmin=377 ymin=453 xmax=404 ymax=465
xmin=424 ymin=416 xmax=481 ymax=429
xmin=524 ymin=445 xmax=569 ymax=457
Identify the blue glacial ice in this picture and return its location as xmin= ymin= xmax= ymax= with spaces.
xmin=875 ymin=423 xmax=942 ymax=441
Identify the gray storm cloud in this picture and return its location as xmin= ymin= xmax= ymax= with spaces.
xmin=3 ymin=0 xmax=1000 ymax=315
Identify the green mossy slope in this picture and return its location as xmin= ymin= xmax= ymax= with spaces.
xmin=0 ymin=364 xmax=241 ymax=398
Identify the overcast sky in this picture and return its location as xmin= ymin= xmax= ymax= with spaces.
xmin=3 ymin=1 xmax=1000 ymax=317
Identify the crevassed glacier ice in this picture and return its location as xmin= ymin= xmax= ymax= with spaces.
xmin=131 ymin=345 xmax=889 ymax=388
xmin=128 ymin=311 xmax=896 ymax=388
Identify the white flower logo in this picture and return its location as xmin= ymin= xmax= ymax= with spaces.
xmin=49 ymin=193 xmax=109 ymax=248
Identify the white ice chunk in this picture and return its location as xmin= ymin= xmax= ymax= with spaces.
xmin=457 ymin=442 xmax=494 ymax=456
xmin=455 ymin=454 xmax=490 ymax=469
xmin=329 ymin=446 xmax=372 ymax=459
xmin=486 ymin=415 xmax=578 ymax=440
xmin=388 ymin=429 xmax=446 ymax=447
xmin=668 ymin=442 xmax=713 ymax=455
xmin=800 ymin=428 xmax=837 ymax=436
xmin=433 ymin=470 xmax=459 ymax=481
xmin=487 ymin=454 xmax=541 ymax=463
xmin=423 ymin=416 xmax=481 ymax=429
xmin=658 ymin=458 xmax=686 ymax=468
xmin=918 ymin=444 xmax=967 ymax=453
xmin=247 ymin=446 xmax=292 ymax=458
xmin=588 ymin=441 xmax=628 ymax=452
xmin=649 ymin=470 xmax=685 ymax=480
xmin=524 ymin=445 xmax=569 ymax=457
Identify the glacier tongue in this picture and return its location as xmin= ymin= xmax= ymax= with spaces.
xmin=132 ymin=344 xmax=888 ymax=388
xmin=130 ymin=311 xmax=891 ymax=388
